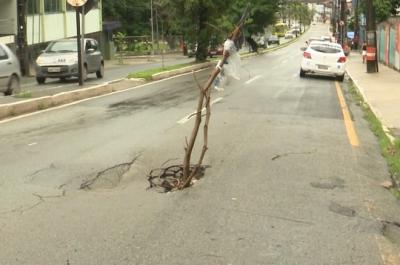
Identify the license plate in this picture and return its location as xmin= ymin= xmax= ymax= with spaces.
xmin=318 ymin=65 xmax=328 ymax=70
xmin=48 ymin=67 xmax=61 ymax=73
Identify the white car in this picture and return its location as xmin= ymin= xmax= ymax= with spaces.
xmin=0 ymin=43 xmax=21 ymax=95
xmin=300 ymin=41 xmax=346 ymax=81
xmin=35 ymin=38 xmax=104 ymax=84
xmin=284 ymin=31 xmax=295 ymax=39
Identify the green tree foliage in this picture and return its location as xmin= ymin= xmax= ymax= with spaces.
xmin=103 ymin=0 xmax=281 ymax=62
xmin=360 ymin=0 xmax=400 ymax=22
xmin=103 ymin=0 xmax=150 ymax=35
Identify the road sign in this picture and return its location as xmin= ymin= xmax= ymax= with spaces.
xmin=67 ymin=0 xmax=87 ymax=7
xmin=339 ymin=21 xmax=344 ymax=26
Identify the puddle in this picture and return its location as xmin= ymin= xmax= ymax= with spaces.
xmin=329 ymin=202 xmax=356 ymax=217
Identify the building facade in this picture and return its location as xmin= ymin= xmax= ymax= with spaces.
xmin=0 ymin=0 xmax=102 ymax=75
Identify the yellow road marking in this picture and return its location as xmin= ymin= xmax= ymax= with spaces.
xmin=335 ymin=81 xmax=360 ymax=147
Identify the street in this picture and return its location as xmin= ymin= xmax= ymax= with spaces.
xmin=1 ymin=24 xmax=399 ymax=264
xmin=0 ymin=55 xmax=194 ymax=104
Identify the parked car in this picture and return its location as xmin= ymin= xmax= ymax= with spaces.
xmin=209 ymin=46 xmax=224 ymax=57
xmin=267 ymin=35 xmax=280 ymax=45
xmin=300 ymin=41 xmax=346 ymax=82
xmin=35 ymin=38 xmax=104 ymax=84
xmin=284 ymin=31 xmax=295 ymax=39
xmin=0 ymin=43 xmax=21 ymax=96
xmin=188 ymin=44 xmax=223 ymax=58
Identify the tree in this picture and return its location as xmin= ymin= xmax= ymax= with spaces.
xmin=103 ymin=0 xmax=151 ymax=35
xmin=360 ymin=0 xmax=400 ymax=22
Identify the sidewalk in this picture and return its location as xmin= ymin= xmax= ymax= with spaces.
xmin=346 ymin=52 xmax=400 ymax=137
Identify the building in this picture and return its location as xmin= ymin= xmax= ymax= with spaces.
xmin=0 ymin=0 xmax=103 ymax=75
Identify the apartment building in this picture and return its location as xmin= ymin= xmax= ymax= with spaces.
xmin=0 ymin=0 xmax=102 ymax=74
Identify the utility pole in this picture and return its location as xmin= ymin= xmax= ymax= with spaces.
xmin=150 ymin=0 xmax=155 ymax=56
xmin=331 ymin=0 xmax=336 ymax=35
xmin=354 ymin=0 xmax=359 ymax=50
xmin=17 ymin=0 xmax=29 ymax=76
xmin=366 ymin=0 xmax=378 ymax=73
xmin=339 ymin=0 xmax=346 ymax=47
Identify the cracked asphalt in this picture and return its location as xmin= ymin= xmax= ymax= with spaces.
xmin=1 ymin=23 xmax=400 ymax=264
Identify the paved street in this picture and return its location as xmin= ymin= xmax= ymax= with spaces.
xmin=1 ymin=24 xmax=399 ymax=264
xmin=0 ymin=54 xmax=194 ymax=104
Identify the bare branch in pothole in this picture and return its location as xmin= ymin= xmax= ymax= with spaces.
xmin=147 ymin=164 xmax=209 ymax=193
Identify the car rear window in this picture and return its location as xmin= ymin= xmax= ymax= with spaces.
xmin=310 ymin=45 xmax=341 ymax=54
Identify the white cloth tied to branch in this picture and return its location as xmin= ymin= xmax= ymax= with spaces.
xmin=223 ymin=39 xmax=241 ymax=80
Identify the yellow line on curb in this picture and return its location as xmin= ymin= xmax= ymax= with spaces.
xmin=335 ymin=81 xmax=360 ymax=147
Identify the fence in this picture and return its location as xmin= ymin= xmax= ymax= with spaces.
xmin=377 ymin=17 xmax=400 ymax=71
xmin=113 ymin=35 xmax=184 ymax=57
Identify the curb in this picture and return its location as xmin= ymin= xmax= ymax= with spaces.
xmin=152 ymin=62 xmax=214 ymax=81
xmin=346 ymin=69 xmax=396 ymax=143
xmin=0 ymin=79 xmax=144 ymax=121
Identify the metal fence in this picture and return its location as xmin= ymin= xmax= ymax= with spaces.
xmin=113 ymin=35 xmax=184 ymax=57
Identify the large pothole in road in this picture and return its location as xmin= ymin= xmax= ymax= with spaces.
xmin=147 ymin=163 xmax=209 ymax=192
xmin=80 ymin=155 xmax=140 ymax=190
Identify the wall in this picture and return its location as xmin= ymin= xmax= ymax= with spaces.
xmin=26 ymin=5 xmax=102 ymax=45
xmin=377 ymin=17 xmax=400 ymax=71
xmin=0 ymin=0 xmax=17 ymax=35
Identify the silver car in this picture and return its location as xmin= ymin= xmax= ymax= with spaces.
xmin=0 ymin=43 xmax=21 ymax=96
xmin=35 ymin=38 xmax=104 ymax=84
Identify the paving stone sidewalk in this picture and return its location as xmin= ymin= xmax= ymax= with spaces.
xmin=346 ymin=51 xmax=400 ymax=137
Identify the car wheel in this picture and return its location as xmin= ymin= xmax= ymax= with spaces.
xmin=300 ymin=68 xmax=306 ymax=78
xmin=36 ymin=76 xmax=46 ymax=85
xmin=96 ymin=63 xmax=104 ymax=79
xmin=337 ymin=74 xmax=345 ymax=82
xmin=5 ymin=75 xmax=20 ymax=96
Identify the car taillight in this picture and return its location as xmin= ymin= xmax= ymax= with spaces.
xmin=303 ymin=51 xmax=312 ymax=59
xmin=338 ymin=56 xmax=346 ymax=63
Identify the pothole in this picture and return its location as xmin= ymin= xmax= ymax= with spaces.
xmin=148 ymin=164 xmax=209 ymax=192
xmin=311 ymin=177 xmax=345 ymax=190
xmin=80 ymin=155 xmax=140 ymax=190
xmin=382 ymin=221 xmax=400 ymax=245
xmin=329 ymin=202 xmax=356 ymax=217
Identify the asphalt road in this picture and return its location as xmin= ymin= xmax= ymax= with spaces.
xmin=0 ymin=55 xmax=194 ymax=104
xmin=1 ymin=23 xmax=399 ymax=265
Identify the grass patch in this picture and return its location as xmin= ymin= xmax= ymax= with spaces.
xmin=127 ymin=62 xmax=196 ymax=81
xmin=14 ymin=90 xmax=32 ymax=98
xmin=348 ymin=81 xmax=400 ymax=198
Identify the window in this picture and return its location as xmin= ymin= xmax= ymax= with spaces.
xmin=310 ymin=45 xmax=341 ymax=54
xmin=44 ymin=0 xmax=61 ymax=13
xmin=27 ymin=0 xmax=40 ymax=15
xmin=0 ymin=46 xmax=9 ymax=60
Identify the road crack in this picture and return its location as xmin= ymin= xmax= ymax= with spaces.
xmin=271 ymin=150 xmax=317 ymax=161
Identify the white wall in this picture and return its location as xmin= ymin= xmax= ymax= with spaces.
xmin=0 ymin=0 xmax=17 ymax=35
xmin=26 ymin=15 xmax=42 ymax=45
xmin=43 ymin=13 xmax=65 ymax=41
xmin=26 ymin=8 xmax=102 ymax=45
xmin=65 ymin=9 xmax=102 ymax=37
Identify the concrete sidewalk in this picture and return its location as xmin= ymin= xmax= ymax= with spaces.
xmin=346 ymin=52 xmax=400 ymax=137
